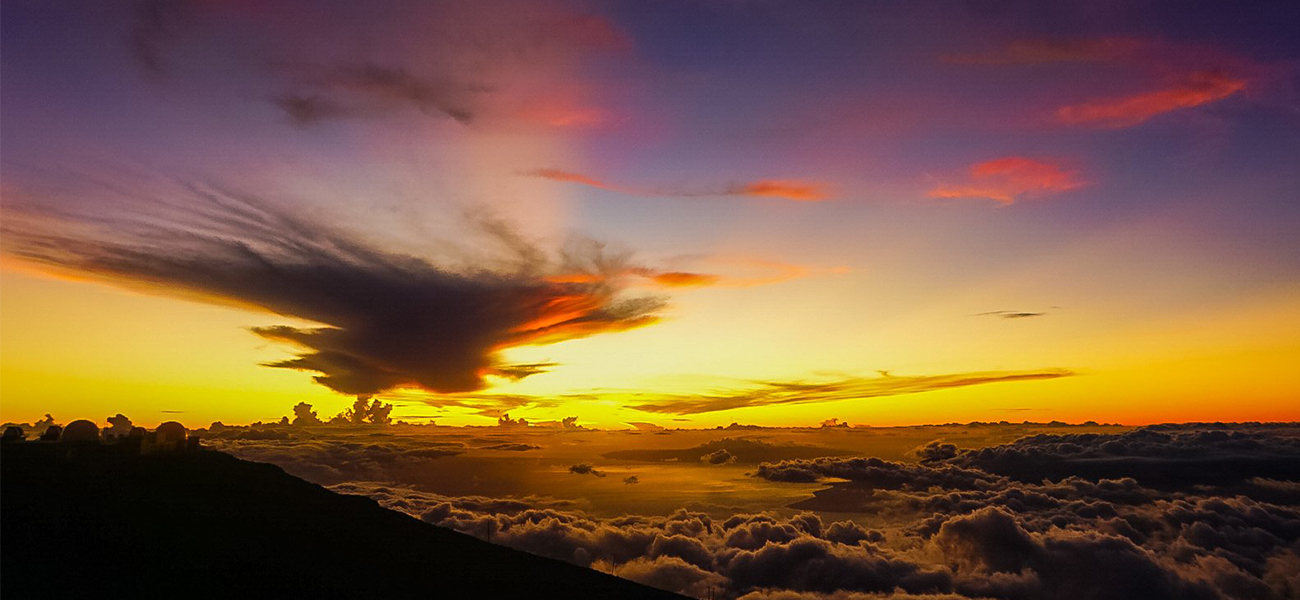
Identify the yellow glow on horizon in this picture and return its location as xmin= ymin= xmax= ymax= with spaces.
xmin=3 ymin=260 xmax=1298 ymax=430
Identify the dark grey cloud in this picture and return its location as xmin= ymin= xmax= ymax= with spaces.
xmin=601 ymin=556 xmax=728 ymax=599
xmin=104 ymin=414 xmax=135 ymax=439
xmin=129 ymin=0 xmax=190 ymax=77
xmin=701 ymin=449 xmax=737 ymax=465
xmin=936 ymin=507 xmax=1224 ymax=600
xmin=915 ymin=441 xmax=959 ymax=461
xmin=940 ymin=424 xmax=1300 ymax=488
xmin=275 ymin=63 xmax=484 ymax=126
xmin=977 ymin=311 xmax=1046 ymax=319
xmin=271 ymin=93 xmax=355 ymax=127
xmin=116 ymin=0 xmax=632 ymax=129
xmin=605 ymin=438 xmax=852 ymax=464
xmin=481 ymin=443 xmax=541 ymax=451
xmin=754 ymin=457 xmax=1006 ymax=491
xmin=292 ymin=402 xmax=324 ymax=426
xmin=627 ymin=371 xmax=1074 ymax=415
xmin=569 ymin=463 xmax=607 ymax=477
xmin=207 ymin=435 xmax=465 ymax=485
xmin=723 ymin=537 xmax=953 ymax=596
xmin=340 ymin=482 xmax=953 ymax=598
xmin=0 ymin=184 xmax=665 ymax=397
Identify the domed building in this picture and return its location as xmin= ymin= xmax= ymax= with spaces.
xmin=155 ymin=421 xmax=187 ymax=446
xmin=60 ymin=420 xmax=100 ymax=443
xmin=2 ymin=426 xmax=24 ymax=442
xmin=39 ymin=425 xmax=62 ymax=442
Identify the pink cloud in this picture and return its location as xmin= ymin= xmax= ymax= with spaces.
xmin=523 ymin=169 xmax=833 ymax=202
xmin=929 ymin=157 xmax=1088 ymax=205
xmin=726 ymin=180 xmax=830 ymax=202
xmin=943 ymin=37 xmax=1150 ymax=65
xmin=1056 ymin=70 xmax=1246 ymax=128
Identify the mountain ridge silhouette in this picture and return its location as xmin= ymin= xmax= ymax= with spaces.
xmin=1 ymin=443 xmax=688 ymax=599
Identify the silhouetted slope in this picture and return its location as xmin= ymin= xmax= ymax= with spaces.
xmin=1 ymin=445 xmax=687 ymax=599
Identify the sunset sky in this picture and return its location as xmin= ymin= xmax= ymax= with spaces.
xmin=2 ymin=0 xmax=1298 ymax=428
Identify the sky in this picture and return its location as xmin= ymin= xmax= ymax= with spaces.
xmin=2 ymin=0 xmax=1299 ymax=428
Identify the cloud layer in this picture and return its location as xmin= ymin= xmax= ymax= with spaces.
xmin=196 ymin=421 xmax=1300 ymax=599
xmin=333 ymin=425 xmax=1300 ymax=600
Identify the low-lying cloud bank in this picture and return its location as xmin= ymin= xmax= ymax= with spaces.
xmin=321 ymin=423 xmax=1299 ymax=600
xmin=207 ymin=432 xmax=466 ymax=486
xmin=939 ymin=423 xmax=1300 ymax=487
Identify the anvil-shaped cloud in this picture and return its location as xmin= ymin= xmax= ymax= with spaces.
xmin=0 ymin=184 xmax=679 ymax=396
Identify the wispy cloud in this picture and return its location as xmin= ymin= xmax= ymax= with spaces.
xmin=1056 ymin=70 xmax=1246 ymax=128
xmin=977 ymin=311 xmax=1047 ymax=319
xmin=537 ymin=252 xmax=821 ymax=291
xmin=942 ymin=37 xmax=1150 ymax=66
xmin=627 ymin=370 xmax=1075 ymax=415
xmin=949 ymin=37 xmax=1254 ymax=129
xmin=0 ymin=183 xmax=669 ymax=397
xmin=121 ymin=0 xmax=631 ymax=130
xmin=929 ymin=157 xmax=1087 ymax=205
xmin=523 ymin=169 xmax=832 ymax=202
xmin=630 ymin=269 xmax=722 ymax=288
xmin=275 ymin=63 xmax=485 ymax=126
xmin=725 ymin=180 xmax=829 ymax=202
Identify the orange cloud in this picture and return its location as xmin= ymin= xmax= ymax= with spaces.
xmin=944 ymin=37 xmax=1149 ymax=65
xmin=555 ymin=257 xmax=835 ymax=291
xmin=727 ymin=180 xmax=829 ymax=202
xmin=1056 ymin=71 xmax=1246 ymax=128
xmin=522 ymin=169 xmax=832 ymax=202
xmin=543 ymin=272 xmax=605 ymax=285
xmin=929 ymin=157 xmax=1087 ymax=205
xmin=544 ymin=266 xmax=722 ymax=289
xmin=526 ymin=168 xmax=612 ymax=190
xmin=640 ymin=271 xmax=721 ymax=288
xmin=676 ymin=256 xmax=847 ymax=289
xmin=518 ymin=105 xmax=608 ymax=128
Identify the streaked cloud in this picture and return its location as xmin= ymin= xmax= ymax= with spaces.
xmin=942 ymin=37 xmax=1150 ymax=65
xmin=537 ymin=254 xmax=820 ymax=292
xmin=528 ymin=168 xmax=616 ymax=190
xmin=275 ymin=63 xmax=484 ymax=126
xmin=977 ymin=310 xmax=1047 ymax=319
xmin=627 ymin=369 xmax=1075 ymax=415
xmin=523 ymin=169 xmax=832 ymax=202
xmin=0 ymin=183 xmax=670 ymax=397
xmin=949 ymin=37 xmax=1254 ymax=129
xmin=929 ymin=157 xmax=1087 ymax=205
xmin=119 ymin=0 xmax=631 ymax=130
xmin=632 ymin=269 xmax=722 ymax=289
xmin=726 ymin=180 xmax=829 ymax=202
xmin=1056 ymin=70 xmax=1247 ymax=128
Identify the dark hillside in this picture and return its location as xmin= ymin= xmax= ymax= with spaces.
xmin=1 ymin=444 xmax=687 ymax=599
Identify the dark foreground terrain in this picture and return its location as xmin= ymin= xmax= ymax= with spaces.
xmin=1 ymin=443 xmax=686 ymax=599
